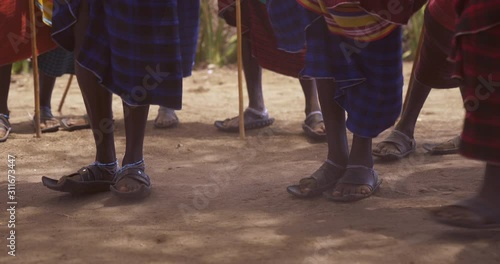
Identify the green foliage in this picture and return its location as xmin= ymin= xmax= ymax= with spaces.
xmin=196 ymin=0 xmax=237 ymax=67
xmin=11 ymin=60 xmax=30 ymax=74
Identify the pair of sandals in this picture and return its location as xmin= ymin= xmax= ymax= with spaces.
xmin=215 ymin=108 xmax=326 ymax=140
xmin=42 ymin=163 xmax=151 ymax=199
xmin=287 ymin=162 xmax=382 ymax=202
xmin=40 ymin=115 xmax=90 ymax=133
xmin=372 ymin=130 xmax=460 ymax=160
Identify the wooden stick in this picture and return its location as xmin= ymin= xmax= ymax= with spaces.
xmin=28 ymin=0 xmax=41 ymax=137
xmin=402 ymin=25 xmax=426 ymax=113
xmin=235 ymin=0 xmax=245 ymax=139
xmin=57 ymin=74 xmax=73 ymax=113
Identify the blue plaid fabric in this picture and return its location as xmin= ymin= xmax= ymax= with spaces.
xmin=38 ymin=47 xmax=75 ymax=77
xmin=268 ymin=1 xmax=403 ymax=138
xmin=52 ymin=0 xmax=200 ymax=109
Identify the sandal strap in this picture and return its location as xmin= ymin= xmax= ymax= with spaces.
xmin=245 ymin=107 xmax=269 ymax=119
xmin=0 ymin=114 xmax=11 ymax=130
xmin=114 ymin=167 xmax=151 ymax=186
xmin=77 ymin=164 xmax=116 ymax=182
xmin=378 ymin=130 xmax=415 ymax=152
xmin=309 ymin=161 xmax=345 ymax=186
xmin=305 ymin=111 xmax=323 ymax=122
xmin=337 ymin=165 xmax=378 ymax=189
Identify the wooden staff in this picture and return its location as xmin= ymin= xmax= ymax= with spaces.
xmin=402 ymin=25 xmax=426 ymax=113
xmin=28 ymin=0 xmax=41 ymax=137
xmin=235 ymin=0 xmax=246 ymax=139
xmin=57 ymin=74 xmax=74 ymax=113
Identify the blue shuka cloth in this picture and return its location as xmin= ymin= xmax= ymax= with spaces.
xmin=267 ymin=0 xmax=403 ymax=138
xmin=51 ymin=0 xmax=200 ymax=109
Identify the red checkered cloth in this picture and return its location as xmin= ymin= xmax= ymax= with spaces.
xmin=428 ymin=0 xmax=456 ymax=31
xmin=451 ymin=0 xmax=500 ymax=163
xmin=218 ymin=0 xmax=304 ymax=77
xmin=0 ymin=0 xmax=56 ymax=66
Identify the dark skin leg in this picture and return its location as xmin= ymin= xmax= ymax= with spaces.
xmin=316 ymin=79 xmax=375 ymax=197
xmin=435 ymin=163 xmax=500 ymax=223
xmin=332 ymin=135 xmax=374 ymax=196
xmin=0 ymin=64 xmax=12 ymax=115
xmin=0 ymin=64 xmax=11 ymax=139
xmin=373 ymin=79 xmax=431 ymax=156
xmin=222 ymin=38 xmax=323 ymax=130
xmin=39 ymin=71 xmax=56 ymax=111
xmin=38 ymin=71 xmax=60 ymax=129
xmin=295 ymin=79 xmax=346 ymax=193
xmin=300 ymin=79 xmax=321 ymax=115
xmin=243 ymin=37 xmax=265 ymax=112
xmin=116 ymin=103 xmax=149 ymax=192
xmin=374 ymin=79 xmax=466 ymax=155
xmin=300 ymin=79 xmax=325 ymax=134
xmin=75 ymin=0 xmax=149 ymax=193
xmin=316 ymin=79 xmax=348 ymax=166
xmin=73 ymin=0 xmax=116 ymax=169
xmin=394 ymin=79 xmax=431 ymax=136
xmin=479 ymin=163 xmax=500 ymax=202
xmin=221 ymin=36 xmax=265 ymax=128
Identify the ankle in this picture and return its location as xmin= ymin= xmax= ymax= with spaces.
xmin=121 ymin=159 xmax=145 ymax=171
xmin=394 ymin=125 xmax=414 ymax=139
xmin=479 ymin=163 xmax=500 ymax=198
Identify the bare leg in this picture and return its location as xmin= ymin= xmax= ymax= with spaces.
xmin=0 ymin=64 xmax=11 ymax=140
xmin=114 ymin=103 xmax=150 ymax=192
xmin=373 ymin=79 xmax=431 ymax=156
xmin=39 ymin=71 xmax=56 ymax=111
xmin=39 ymin=71 xmax=60 ymax=130
xmin=316 ymin=79 xmax=348 ymax=165
xmin=74 ymin=0 xmax=116 ymax=165
xmin=433 ymin=163 xmax=500 ymax=227
xmin=243 ymin=37 xmax=265 ymax=112
xmin=300 ymin=79 xmax=325 ymax=137
xmin=480 ymin=163 xmax=500 ymax=202
xmin=332 ymin=135 xmax=374 ymax=197
xmin=300 ymin=79 xmax=321 ymax=115
xmin=215 ymin=36 xmax=271 ymax=130
xmin=0 ymin=64 xmax=12 ymax=115
xmin=287 ymin=79 xmax=347 ymax=196
xmin=395 ymin=79 xmax=432 ymax=136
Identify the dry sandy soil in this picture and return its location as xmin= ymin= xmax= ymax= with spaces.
xmin=0 ymin=62 xmax=499 ymax=264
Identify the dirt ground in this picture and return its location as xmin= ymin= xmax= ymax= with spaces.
xmin=0 ymin=62 xmax=499 ymax=264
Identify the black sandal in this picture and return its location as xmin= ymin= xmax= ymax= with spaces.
xmin=323 ymin=165 xmax=382 ymax=202
xmin=42 ymin=164 xmax=116 ymax=195
xmin=214 ymin=108 xmax=275 ymax=132
xmin=110 ymin=167 xmax=151 ymax=199
xmin=302 ymin=111 xmax=326 ymax=141
xmin=287 ymin=161 xmax=345 ymax=198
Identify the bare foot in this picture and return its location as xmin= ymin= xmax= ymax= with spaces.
xmin=40 ymin=117 xmax=60 ymax=133
xmin=302 ymin=111 xmax=326 ymax=140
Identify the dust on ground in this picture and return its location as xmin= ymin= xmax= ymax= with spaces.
xmin=0 ymin=62 xmax=497 ymax=264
